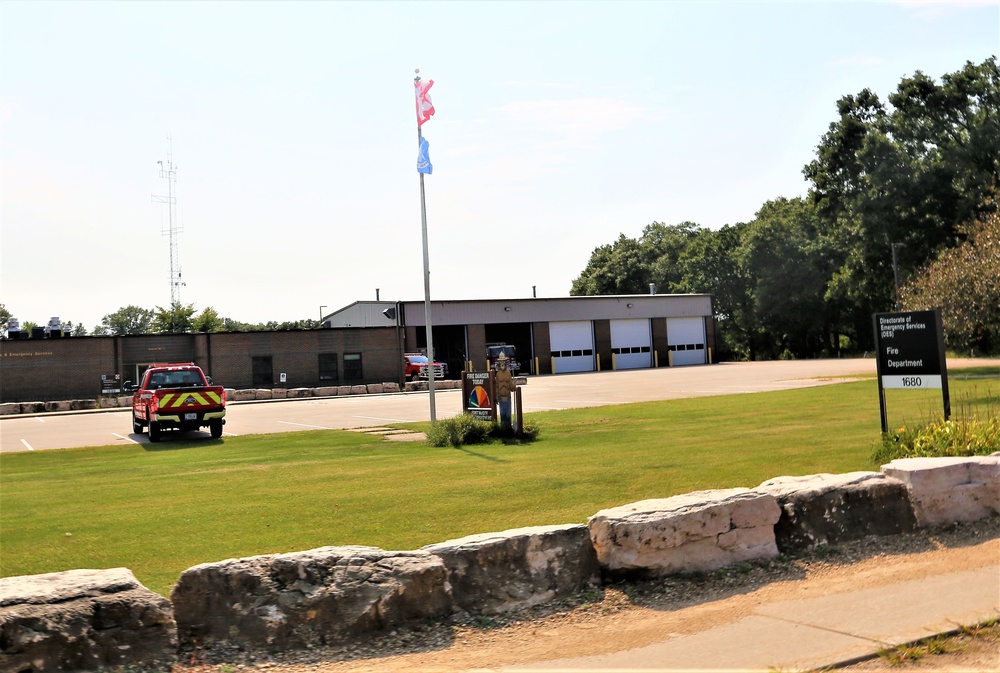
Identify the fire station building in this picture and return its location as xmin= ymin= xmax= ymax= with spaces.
xmin=1 ymin=294 xmax=715 ymax=403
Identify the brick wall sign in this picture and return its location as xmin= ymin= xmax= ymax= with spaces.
xmin=100 ymin=373 xmax=122 ymax=395
xmin=872 ymin=308 xmax=950 ymax=433
xmin=462 ymin=370 xmax=496 ymax=422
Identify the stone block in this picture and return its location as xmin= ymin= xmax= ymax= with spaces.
xmin=757 ymin=472 xmax=916 ymax=553
xmin=70 ymin=400 xmax=98 ymax=411
xmin=98 ymin=396 xmax=119 ymax=408
xmin=19 ymin=402 xmax=45 ymax=414
xmin=117 ymin=396 xmax=133 ymax=407
xmin=381 ymin=382 xmax=400 ymax=393
xmin=314 ymin=387 xmax=338 ymax=397
xmin=337 ymin=386 xmax=354 ymax=396
xmin=0 ymin=568 xmax=177 ymax=672
xmin=366 ymin=383 xmax=384 ymax=394
xmin=350 ymin=385 xmax=367 ymax=395
xmin=588 ymin=489 xmax=781 ymax=578
xmin=0 ymin=403 xmax=20 ymax=415
xmin=271 ymin=388 xmax=287 ymax=399
xmin=881 ymin=456 xmax=1000 ymax=528
xmin=230 ymin=389 xmax=256 ymax=402
xmin=171 ymin=546 xmax=452 ymax=652
xmin=255 ymin=389 xmax=273 ymax=400
xmin=286 ymin=388 xmax=313 ymax=398
xmin=422 ymin=524 xmax=600 ymax=615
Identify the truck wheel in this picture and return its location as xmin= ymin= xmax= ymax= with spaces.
xmin=132 ymin=412 xmax=143 ymax=434
xmin=209 ymin=419 xmax=223 ymax=439
xmin=149 ymin=421 xmax=162 ymax=443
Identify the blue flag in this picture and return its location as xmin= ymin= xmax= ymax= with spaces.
xmin=417 ymin=136 xmax=433 ymax=175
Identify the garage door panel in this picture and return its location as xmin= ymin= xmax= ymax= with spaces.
xmin=611 ymin=319 xmax=652 ymax=370
xmin=667 ymin=318 xmax=706 ymax=366
xmin=550 ymin=321 xmax=595 ymax=373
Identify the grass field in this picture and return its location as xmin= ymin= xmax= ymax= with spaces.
xmin=1 ymin=368 xmax=996 ymax=597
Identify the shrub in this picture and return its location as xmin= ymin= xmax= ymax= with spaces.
xmin=425 ymin=413 xmax=541 ymax=447
xmin=873 ymin=415 xmax=1000 ymax=463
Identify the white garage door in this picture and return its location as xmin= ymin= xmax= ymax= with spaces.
xmin=549 ymin=321 xmax=595 ymax=373
xmin=610 ymin=319 xmax=652 ymax=370
xmin=667 ymin=317 xmax=706 ymax=366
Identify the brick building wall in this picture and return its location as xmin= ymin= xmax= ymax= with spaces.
xmin=1 ymin=337 xmax=118 ymax=402
xmin=531 ymin=322 xmax=552 ymax=375
xmin=1 ymin=328 xmax=404 ymax=403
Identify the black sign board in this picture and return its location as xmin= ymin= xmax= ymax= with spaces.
xmin=872 ymin=309 xmax=950 ymax=433
xmin=100 ymin=373 xmax=122 ymax=395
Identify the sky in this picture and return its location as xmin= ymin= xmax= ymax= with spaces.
xmin=1 ymin=1 xmax=998 ymax=332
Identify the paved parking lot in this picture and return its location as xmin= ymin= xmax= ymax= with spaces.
xmin=2 ymin=358 xmax=993 ymax=453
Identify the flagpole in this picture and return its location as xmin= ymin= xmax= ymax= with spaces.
xmin=415 ymin=70 xmax=437 ymax=423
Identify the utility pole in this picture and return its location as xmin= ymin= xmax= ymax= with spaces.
xmin=891 ymin=242 xmax=906 ymax=309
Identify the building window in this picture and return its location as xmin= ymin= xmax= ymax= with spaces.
xmin=344 ymin=353 xmax=362 ymax=380
xmin=252 ymin=356 xmax=273 ymax=386
xmin=318 ymin=353 xmax=338 ymax=381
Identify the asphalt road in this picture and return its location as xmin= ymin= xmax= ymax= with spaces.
xmin=2 ymin=358 xmax=993 ymax=453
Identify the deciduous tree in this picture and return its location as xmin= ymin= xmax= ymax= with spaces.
xmin=899 ymin=203 xmax=1000 ymax=353
xmin=152 ymin=302 xmax=196 ymax=333
xmin=100 ymin=305 xmax=155 ymax=335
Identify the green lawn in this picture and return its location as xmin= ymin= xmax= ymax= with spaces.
xmin=1 ymin=368 xmax=995 ymax=597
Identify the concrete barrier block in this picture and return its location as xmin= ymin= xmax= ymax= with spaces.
xmin=757 ymin=472 xmax=916 ymax=553
xmin=881 ymin=456 xmax=1000 ymax=527
xmin=423 ymin=524 xmax=600 ymax=615
xmin=171 ymin=546 xmax=451 ymax=652
xmin=0 ymin=568 xmax=177 ymax=672
xmin=588 ymin=489 xmax=781 ymax=578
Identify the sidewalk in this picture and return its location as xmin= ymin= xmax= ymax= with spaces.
xmin=506 ymin=565 xmax=999 ymax=672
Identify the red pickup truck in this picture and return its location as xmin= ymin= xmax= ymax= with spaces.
xmin=130 ymin=362 xmax=226 ymax=442
xmin=403 ymin=353 xmax=448 ymax=381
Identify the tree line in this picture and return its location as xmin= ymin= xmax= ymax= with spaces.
xmin=3 ymin=60 xmax=997 ymax=357
xmin=571 ymin=58 xmax=999 ymax=359
xmin=0 ymin=302 xmax=321 ymax=337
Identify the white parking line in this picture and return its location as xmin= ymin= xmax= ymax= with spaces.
xmin=111 ymin=433 xmax=141 ymax=445
xmin=278 ymin=421 xmax=336 ymax=430
xmin=20 ymin=439 xmax=33 ymax=451
xmin=354 ymin=415 xmax=419 ymax=423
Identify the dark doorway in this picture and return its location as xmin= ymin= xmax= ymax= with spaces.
xmin=413 ymin=324 xmax=466 ymax=379
xmin=252 ymin=356 xmax=273 ymax=386
xmin=484 ymin=323 xmax=534 ymax=375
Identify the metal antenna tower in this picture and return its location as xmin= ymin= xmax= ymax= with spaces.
xmin=152 ymin=138 xmax=184 ymax=305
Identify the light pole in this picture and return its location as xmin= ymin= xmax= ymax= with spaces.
xmin=319 ymin=305 xmax=327 ymax=327
xmin=891 ymin=243 xmax=906 ymax=309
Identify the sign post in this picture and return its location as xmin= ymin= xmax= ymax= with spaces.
xmin=872 ymin=308 xmax=950 ymax=433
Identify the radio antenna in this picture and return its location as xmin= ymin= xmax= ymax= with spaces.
xmin=152 ymin=136 xmax=184 ymax=306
